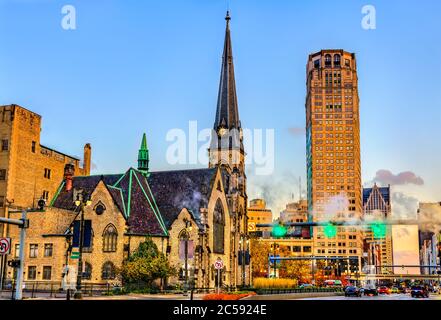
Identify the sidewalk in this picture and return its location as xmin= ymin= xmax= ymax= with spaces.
xmin=1 ymin=291 xmax=205 ymax=300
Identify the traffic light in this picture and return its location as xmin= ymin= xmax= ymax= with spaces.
xmin=272 ymin=223 xmax=287 ymax=238
xmin=371 ymin=221 xmax=387 ymax=238
xmin=8 ymin=260 xmax=20 ymax=268
xmin=324 ymin=223 xmax=337 ymax=238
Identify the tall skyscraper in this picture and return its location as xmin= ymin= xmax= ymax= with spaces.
xmin=305 ymin=50 xmax=363 ymax=273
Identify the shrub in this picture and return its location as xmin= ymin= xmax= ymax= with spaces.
xmin=253 ymin=278 xmax=298 ymax=289
xmin=202 ymin=292 xmax=256 ymax=300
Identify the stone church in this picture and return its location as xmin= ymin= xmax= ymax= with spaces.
xmin=5 ymin=12 xmax=250 ymax=290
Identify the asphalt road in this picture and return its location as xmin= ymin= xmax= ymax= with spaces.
xmin=298 ymin=293 xmax=441 ymax=300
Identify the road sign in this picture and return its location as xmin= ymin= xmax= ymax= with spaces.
xmin=248 ymin=222 xmax=256 ymax=232
xmin=214 ymin=258 xmax=224 ymax=270
xmin=0 ymin=238 xmax=11 ymax=255
xmin=71 ymin=249 xmax=80 ymax=260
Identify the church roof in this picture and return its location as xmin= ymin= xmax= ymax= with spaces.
xmin=50 ymin=167 xmax=218 ymax=236
xmin=214 ymin=11 xmax=241 ymax=131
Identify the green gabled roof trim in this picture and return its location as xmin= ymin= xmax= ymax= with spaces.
xmin=112 ymin=171 xmax=128 ymax=188
xmin=132 ymin=171 xmax=168 ymax=235
xmin=126 ymin=170 xmax=133 ymax=217
xmin=49 ymin=181 xmax=65 ymax=207
xmin=107 ymin=185 xmax=127 ymax=218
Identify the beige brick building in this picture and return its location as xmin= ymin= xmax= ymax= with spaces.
xmin=247 ymin=199 xmax=273 ymax=234
xmin=305 ymin=50 xmax=363 ymax=273
xmin=0 ymin=104 xmax=91 ymax=286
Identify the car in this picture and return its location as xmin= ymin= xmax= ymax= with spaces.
xmin=378 ymin=286 xmax=391 ymax=295
xmin=411 ymin=286 xmax=429 ymax=298
xmin=390 ymin=287 xmax=399 ymax=294
xmin=299 ymin=283 xmax=314 ymax=289
xmin=345 ymin=286 xmax=362 ymax=297
xmin=363 ymin=286 xmax=378 ymax=296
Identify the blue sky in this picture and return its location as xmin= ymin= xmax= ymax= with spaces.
xmin=1 ymin=0 xmax=440 ymax=217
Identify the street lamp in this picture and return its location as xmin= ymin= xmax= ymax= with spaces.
xmin=239 ymin=235 xmax=249 ymax=287
xmin=183 ymin=218 xmax=192 ymax=295
xmin=73 ymin=192 xmax=92 ymax=299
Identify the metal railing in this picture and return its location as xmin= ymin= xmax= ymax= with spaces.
xmin=0 ymin=280 xmax=115 ymax=299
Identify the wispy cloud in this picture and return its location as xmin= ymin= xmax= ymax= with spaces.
xmin=288 ymin=127 xmax=306 ymax=137
xmin=372 ymin=169 xmax=424 ymax=186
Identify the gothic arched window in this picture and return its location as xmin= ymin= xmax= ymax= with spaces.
xmin=103 ymin=224 xmax=118 ymax=252
xmin=84 ymin=262 xmax=92 ymax=280
xmin=334 ymin=54 xmax=341 ymax=66
xmin=101 ymin=261 xmax=116 ymax=280
xmin=213 ymin=199 xmax=225 ymax=254
xmin=325 ymin=54 xmax=332 ymax=67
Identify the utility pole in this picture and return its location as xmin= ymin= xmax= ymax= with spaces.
xmin=0 ymin=209 xmax=31 ymax=300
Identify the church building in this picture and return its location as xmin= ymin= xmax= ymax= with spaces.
xmin=4 ymin=12 xmax=250 ymax=290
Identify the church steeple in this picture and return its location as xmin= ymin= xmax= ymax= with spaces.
xmin=214 ymin=10 xmax=241 ymax=132
xmin=138 ymin=133 xmax=149 ymax=176
xmin=209 ymin=11 xmax=245 ymax=173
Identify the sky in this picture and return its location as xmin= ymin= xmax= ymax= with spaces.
xmin=1 ymin=0 xmax=440 ymax=271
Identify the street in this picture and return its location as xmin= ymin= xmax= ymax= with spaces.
xmin=298 ymin=293 xmax=441 ymax=300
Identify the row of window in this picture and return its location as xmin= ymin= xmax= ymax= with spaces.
xmin=18 ymin=244 xmax=54 ymax=258
xmin=24 ymin=262 xmax=117 ymax=281
xmin=317 ymin=249 xmax=358 ymax=254
xmin=0 ymin=139 xmax=37 ymax=153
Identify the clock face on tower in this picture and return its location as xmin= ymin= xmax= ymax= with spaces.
xmin=218 ymin=127 xmax=228 ymax=137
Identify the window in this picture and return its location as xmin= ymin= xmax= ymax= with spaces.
xmin=15 ymin=244 xmax=20 ymax=258
xmin=28 ymin=266 xmax=37 ymax=280
xmin=102 ymin=261 xmax=116 ymax=280
xmin=32 ymin=141 xmax=36 ymax=153
xmin=334 ymin=54 xmax=341 ymax=67
xmin=44 ymin=168 xmax=51 ymax=179
xmin=213 ymin=199 xmax=225 ymax=254
xmin=325 ymin=54 xmax=332 ymax=67
xmin=42 ymin=266 xmax=52 ymax=280
xmin=314 ymin=59 xmax=320 ymax=69
xmin=103 ymin=224 xmax=118 ymax=252
xmin=0 ymin=169 xmax=6 ymax=180
xmin=42 ymin=191 xmax=49 ymax=201
xmin=44 ymin=244 xmax=53 ymax=257
xmin=1 ymin=139 xmax=8 ymax=151
xmin=84 ymin=262 xmax=92 ymax=280
xmin=29 ymin=244 xmax=38 ymax=258
xmin=293 ymin=246 xmax=302 ymax=253
xmin=94 ymin=201 xmax=106 ymax=215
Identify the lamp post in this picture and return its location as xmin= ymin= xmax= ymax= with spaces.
xmin=183 ymin=218 xmax=192 ymax=295
xmin=240 ymin=235 xmax=249 ymax=287
xmin=73 ymin=192 xmax=92 ymax=300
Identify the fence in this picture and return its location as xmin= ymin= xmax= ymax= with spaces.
xmin=253 ymin=287 xmax=344 ymax=295
xmin=0 ymin=280 xmax=115 ymax=299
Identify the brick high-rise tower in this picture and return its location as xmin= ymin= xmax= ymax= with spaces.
xmin=305 ymin=50 xmax=363 ymax=274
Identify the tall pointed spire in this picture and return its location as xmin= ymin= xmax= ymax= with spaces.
xmin=214 ymin=11 xmax=241 ymax=131
xmin=138 ymin=133 xmax=149 ymax=176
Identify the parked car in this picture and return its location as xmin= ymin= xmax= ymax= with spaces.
xmin=411 ymin=286 xmax=429 ymax=298
xmin=363 ymin=286 xmax=378 ymax=296
xmin=345 ymin=286 xmax=362 ymax=297
xmin=299 ymin=283 xmax=314 ymax=289
xmin=390 ymin=287 xmax=399 ymax=294
xmin=378 ymin=286 xmax=391 ymax=295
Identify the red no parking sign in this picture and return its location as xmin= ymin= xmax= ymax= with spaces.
xmin=0 ymin=238 xmax=11 ymax=255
